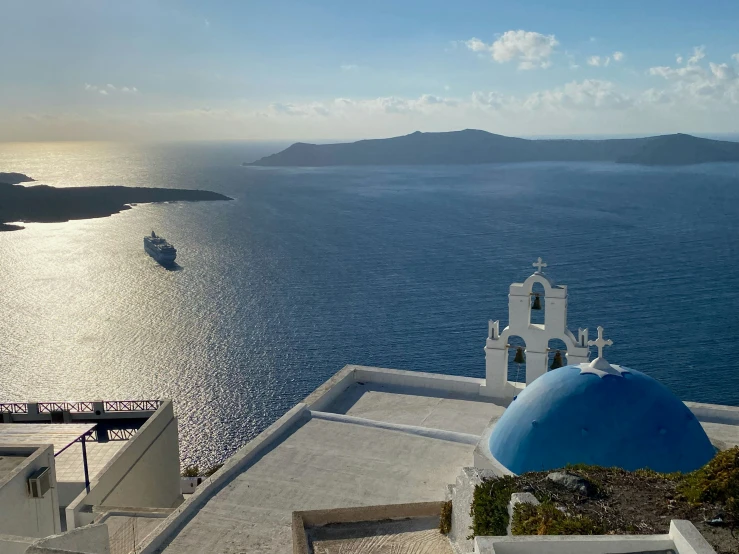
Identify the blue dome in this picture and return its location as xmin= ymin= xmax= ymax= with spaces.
xmin=489 ymin=364 xmax=715 ymax=474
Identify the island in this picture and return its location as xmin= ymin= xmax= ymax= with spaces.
xmin=0 ymin=175 xmax=232 ymax=232
xmin=246 ymin=130 xmax=739 ymax=167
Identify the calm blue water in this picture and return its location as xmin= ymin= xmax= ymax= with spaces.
xmin=1 ymin=141 xmax=738 ymax=469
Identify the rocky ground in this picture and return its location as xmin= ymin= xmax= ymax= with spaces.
xmin=472 ymin=448 xmax=739 ymax=554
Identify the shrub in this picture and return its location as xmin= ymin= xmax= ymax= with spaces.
xmin=679 ymin=447 xmax=739 ymax=526
xmin=512 ymin=502 xmax=603 ymax=535
xmin=204 ymin=464 xmax=223 ymax=477
xmin=470 ymin=476 xmax=517 ymax=537
xmin=439 ymin=500 xmax=453 ymax=535
xmin=680 ymin=447 xmax=739 ymax=504
xmin=181 ymin=465 xmax=200 ymax=477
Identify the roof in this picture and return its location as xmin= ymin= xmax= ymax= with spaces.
xmin=0 ymin=423 xmax=95 ymax=454
xmin=489 ymin=365 xmax=716 ymax=474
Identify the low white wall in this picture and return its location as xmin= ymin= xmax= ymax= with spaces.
xmin=310 ymin=410 xmax=479 ymax=444
xmin=303 ymin=366 xmax=357 ymax=412
xmin=0 ymin=444 xmax=60 ymax=538
xmin=0 ymin=534 xmax=35 ymax=554
xmin=353 ymin=365 xmax=484 ymax=396
xmin=670 ymin=519 xmax=718 ymax=554
xmin=66 ymin=401 xmax=181 ymax=529
xmin=473 ymin=520 xmax=716 ymax=554
xmin=475 ymin=534 xmax=676 ymax=554
xmin=686 ymin=401 xmax=739 ymax=425
xmin=57 ymin=482 xmax=85 ymax=508
xmin=26 ymin=523 xmax=110 ymax=554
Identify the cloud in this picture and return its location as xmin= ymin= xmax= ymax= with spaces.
xmin=676 ymin=55 xmax=683 ymax=64
xmin=612 ymin=51 xmax=624 ymax=62
xmin=471 ymin=91 xmax=511 ymax=110
xmin=522 ymin=79 xmax=631 ymax=110
xmin=266 ymin=94 xmax=459 ymax=118
xmin=732 ymin=53 xmax=739 ymax=63
xmin=204 ymin=19 xmax=210 ymax=28
xmin=84 ymin=83 xmax=139 ymax=95
xmin=587 ymin=56 xmax=611 ymax=67
xmin=465 ymin=37 xmax=489 ymax=53
xmin=688 ymin=46 xmax=705 ymax=65
xmin=340 ymin=64 xmax=359 ymax=72
xmin=464 ymin=30 xmax=558 ymax=69
xmin=646 ymin=47 xmax=739 ymax=105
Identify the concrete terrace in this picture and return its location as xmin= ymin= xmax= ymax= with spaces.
xmin=147 ymin=366 xmax=503 ymax=553
xmin=141 ymin=365 xmax=739 ymax=554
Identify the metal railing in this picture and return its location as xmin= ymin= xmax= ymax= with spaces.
xmin=0 ymin=400 xmax=161 ymax=414
xmin=0 ymin=403 xmax=28 ymax=414
xmin=104 ymin=400 xmax=162 ymax=412
xmin=39 ymin=401 xmax=95 ymax=413
xmin=108 ymin=428 xmax=137 ymax=441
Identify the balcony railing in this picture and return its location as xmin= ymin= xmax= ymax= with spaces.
xmin=0 ymin=400 xmax=162 ymax=415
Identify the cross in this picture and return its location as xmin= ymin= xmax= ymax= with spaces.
xmin=532 ymin=257 xmax=547 ymax=273
xmin=588 ymin=326 xmax=613 ymax=359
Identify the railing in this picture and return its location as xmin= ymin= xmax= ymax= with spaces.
xmin=104 ymin=400 xmax=162 ymax=412
xmin=39 ymin=401 xmax=95 ymax=413
xmin=108 ymin=428 xmax=137 ymax=441
xmin=0 ymin=400 xmax=161 ymax=415
xmin=0 ymin=402 xmax=28 ymax=413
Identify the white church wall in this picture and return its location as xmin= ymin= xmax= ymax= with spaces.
xmin=482 ymin=260 xmax=590 ymax=397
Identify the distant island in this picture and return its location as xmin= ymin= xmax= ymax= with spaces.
xmin=246 ymin=130 xmax=739 ymax=167
xmin=0 ymin=174 xmax=232 ymax=231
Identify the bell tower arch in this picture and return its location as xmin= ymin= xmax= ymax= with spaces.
xmin=481 ymin=259 xmax=590 ymax=399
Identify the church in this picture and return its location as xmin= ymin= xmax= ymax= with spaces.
xmin=480 ymin=258 xmax=716 ymax=476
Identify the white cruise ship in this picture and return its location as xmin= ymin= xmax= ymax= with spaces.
xmin=144 ymin=231 xmax=177 ymax=265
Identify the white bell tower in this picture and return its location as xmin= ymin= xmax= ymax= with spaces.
xmin=481 ymin=259 xmax=590 ymax=399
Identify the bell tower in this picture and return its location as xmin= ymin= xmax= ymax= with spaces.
xmin=481 ymin=259 xmax=590 ymax=399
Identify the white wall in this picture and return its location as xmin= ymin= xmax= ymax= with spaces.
xmin=67 ymin=402 xmax=181 ymax=529
xmin=0 ymin=533 xmax=35 ymax=554
xmin=26 ymin=523 xmax=110 ymax=554
xmin=0 ymin=445 xmax=60 ymax=538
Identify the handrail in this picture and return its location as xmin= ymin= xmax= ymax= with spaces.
xmin=0 ymin=400 xmax=162 ymax=414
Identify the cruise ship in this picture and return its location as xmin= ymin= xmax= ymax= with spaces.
xmin=144 ymin=231 xmax=177 ymax=265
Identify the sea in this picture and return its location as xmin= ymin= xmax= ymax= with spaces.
xmin=1 ymin=140 xmax=738 ymax=469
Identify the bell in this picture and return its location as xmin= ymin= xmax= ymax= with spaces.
xmin=550 ymin=350 xmax=564 ymax=370
xmin=513 ymin=346 xmax=526 ymax=364
xmin=531 ymin=293 xmax=542 ymax=310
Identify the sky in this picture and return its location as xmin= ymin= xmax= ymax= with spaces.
xmin=2 ymin=0 xmax=739 ymax=142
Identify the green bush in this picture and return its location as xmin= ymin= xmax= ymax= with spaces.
xmin=439 ymin=500 xmax=453 ymax=535
xmin=470 ymin=476 xmax=517 ymax=537
xmin=512 ymin=502 xmax=603 ymax=535
xmin=182 ymin=464 xmax=223 ymax=478
xmin=679 ymin=446 xmax=739 ymax=526
xmin=204 ymin=464 xmax=223 ymax=477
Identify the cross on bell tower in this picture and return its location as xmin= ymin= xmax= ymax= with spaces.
xmin=532 ymin=257 xmax=547 ymax=274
